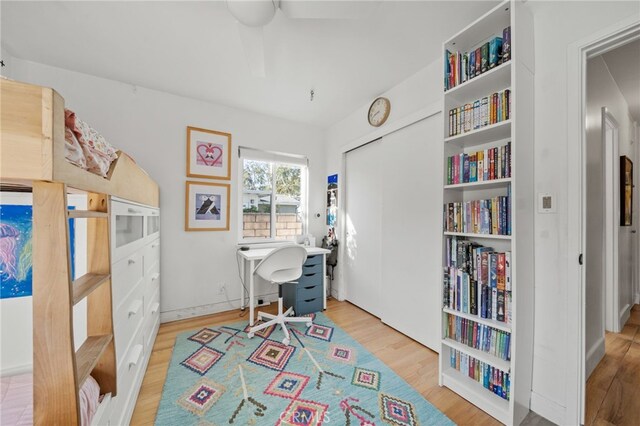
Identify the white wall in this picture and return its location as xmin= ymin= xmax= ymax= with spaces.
xmin=584 ymin=55 xmax=636 ymax=379
xmin=528 ymin=1 xmax=640 ymax=423
xmin=4 ymin=58 xmax=327 ymax=322
xmin=324 ymin=60 xmax=442 ymax=300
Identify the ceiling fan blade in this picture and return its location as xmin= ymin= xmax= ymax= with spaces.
xmin=236 ymin=22 xmax=266 ymax=77
xmin=278 ymin=0 xmax=381 ymax=19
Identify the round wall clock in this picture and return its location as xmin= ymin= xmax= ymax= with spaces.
xmin=368 ymin=97 xmax=391 ymax=127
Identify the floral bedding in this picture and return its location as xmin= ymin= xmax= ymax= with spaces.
xmin=64 ymin=109 xmax=118 ymax=177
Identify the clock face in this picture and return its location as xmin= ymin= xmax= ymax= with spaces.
xmin=368 ymin=97 xmax=390 ymax=127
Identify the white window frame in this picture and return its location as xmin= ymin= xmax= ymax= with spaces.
xmin=238 ymin=147 xmax=308 ymax=245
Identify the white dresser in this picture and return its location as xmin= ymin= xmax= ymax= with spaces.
xmin=107 ymin=197 xmax=161 ymax=426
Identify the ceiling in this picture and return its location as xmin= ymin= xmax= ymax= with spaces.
xmin=600 ymin=39 xmax=640 ymax=123
xmin=1 ymin=1 xmax=499 ymax=127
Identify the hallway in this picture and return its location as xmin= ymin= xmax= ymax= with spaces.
xmin=586 ymin=304 xmax=640 ymax=425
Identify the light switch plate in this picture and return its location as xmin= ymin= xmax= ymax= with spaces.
xmin=538 ymin=192 xmax=556 ymax=213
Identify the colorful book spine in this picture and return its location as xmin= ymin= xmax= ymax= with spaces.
xmin=449 ymin=349 xmax=511 ymax=400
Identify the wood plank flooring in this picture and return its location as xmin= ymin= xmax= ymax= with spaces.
xmin=131 ymin=300 xmax=503 ymax=425
xmin=585 ymin=304 xmax=640 ymax=426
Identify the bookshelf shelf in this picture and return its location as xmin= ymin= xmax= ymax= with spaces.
xmin=442 ymin=338 xmax=511 ymax=372
xmin=443 ymin=231 xmax=511 ymax=240
xmin=443 ymin=307 xmax=512 ymax=333
xmin=444 ymin=61 xmax=511 ymax=104
xmin=445 ymin=120 xmax=511 ymax=148
xmin=439 ymin=2 xmax=534 ymax=425
xmin=441 ymin=369 xmax=510 ymax=424
xmin=444 ymin=177 xmax=512 ymax=190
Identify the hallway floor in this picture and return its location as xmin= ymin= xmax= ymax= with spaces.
xmin=585 ymin=304 xmax=640 ymax=425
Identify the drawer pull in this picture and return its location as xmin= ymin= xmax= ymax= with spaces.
xmin=127 ymin=208 xmax=142 ymax=214
xmin=304 ymin=273 xmax=316 ymax=277
xmin=304 ymin=286 xmax=315 ymax=290
xmin=151 ymin=273 xmax=160 ymax=282
xmin=151 ymin=243 xmax=159 ymax=248
xmin=128 ymin=257 xmax=136 ymax=265
xmin=128 ymin=299 xmax=142 ymax=317
xmin=151 ymin=302 xmax=160 ymax=314
xmin=128 ymin=344 xmax=143 ymax=368
xmin=304 ymin=298 xmax=316 ymax=303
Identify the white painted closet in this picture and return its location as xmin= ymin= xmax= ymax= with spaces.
xmin=344 ymin=113 xmax=443 ymax=351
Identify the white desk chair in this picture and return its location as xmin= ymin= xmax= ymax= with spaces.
xmin=247 ymin=245 xmax=312 ymax=345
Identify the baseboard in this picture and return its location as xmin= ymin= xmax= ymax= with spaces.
xmin=619 ymin=303 xmax=631 ymax=330
xmin=160 ymin=292 xmax=279 ymax=323
xmin=530 ymin=391 xmax=566 ymax=426
xmin=0 ymin=363 xmax=32 ymax=377
xmin=585 ymin=335 xmax=606 ymax=380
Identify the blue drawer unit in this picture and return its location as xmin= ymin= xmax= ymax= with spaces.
xmin=282 ymin=255 xmax=324 ymax=315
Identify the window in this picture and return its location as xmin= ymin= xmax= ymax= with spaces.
xmin=239 ymin=148 xmax=308 ymax=242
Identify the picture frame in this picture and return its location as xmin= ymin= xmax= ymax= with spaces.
xmin=620 ymin=155 xmax=633 ymax=226
xmin=185 ymin=181 xmax=230 ymax=231
xmin=186 ymin=126 xmax=232 ymax=180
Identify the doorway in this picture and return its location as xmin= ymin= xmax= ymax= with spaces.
xmin=580 ymin=30 xmax=640 ymax=426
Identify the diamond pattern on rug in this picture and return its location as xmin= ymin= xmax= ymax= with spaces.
xmin=305 ymin=324 xmax=333 ymax=342
xmin=181 ymin=347 xmax=224 ymax=376
xmin=351 ymin=367 xmax=381 ymax=391
xmin=187 ymin=328 xmax=221 ymax=345
xmin=243 ymin=321 xmax=275 ymax=339
xmin=276 ymin=399 xmax=329 ymax=426
xmin=247 ymin=339 xmax=295 ymax=371
xmin=379 ymin=393 xmax=418 ymax=426
xmin=264 ymin=371 xmax=310 ymax=400
xmin=177 ymin=378 xmax=226 ymax=417
xmin=326 ymin=344 xmax=356 ymax=365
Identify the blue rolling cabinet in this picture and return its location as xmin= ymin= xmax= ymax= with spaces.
xmin=282 ymin=254 xmax=324 ymax=315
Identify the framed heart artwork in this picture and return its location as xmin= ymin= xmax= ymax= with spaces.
xmin=186 ymin=126 xmax=232 ymax=180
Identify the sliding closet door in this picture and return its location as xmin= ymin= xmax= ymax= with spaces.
xmin=379 ymin=114 xmax=442 ymax=351
xmin=344 ymin=140 xmax=382 ymax=317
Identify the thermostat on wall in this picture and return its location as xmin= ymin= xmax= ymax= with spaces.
xmin=538 ymin=192 xmax=556 ymax=214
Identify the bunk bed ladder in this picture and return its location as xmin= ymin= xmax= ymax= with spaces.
xmin=32 ymin=182 xmax=117 ymax=425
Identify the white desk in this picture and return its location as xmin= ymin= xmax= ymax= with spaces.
xmin=238 ymin=246 xmax=331 ymax=326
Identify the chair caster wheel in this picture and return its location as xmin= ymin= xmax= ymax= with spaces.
xmin=247 ymin=332 xmax=254 ymax=339
xmin=306 ymin=321 xmax=313 ymax=328
xmin=283 ymin=338 xmax=290 ymax=346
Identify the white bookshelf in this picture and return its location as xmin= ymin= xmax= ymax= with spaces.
xmin=439 ymin=2 xmax=534 ymax=426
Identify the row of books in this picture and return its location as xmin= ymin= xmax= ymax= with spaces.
xmin=444 ymin=315 xmax=511 ymax=361
xmin=444 ymin=26 xmax=511 ymax=91
xmin=448 ymin=89 xmax=511 ymax=137
xmin=449 ymin=349 xmax=510 ymax=401
xmin=443 ymin=194 xmax=511 ymax=235
xmin=444 ymin=238 xmax=511 ymax=289
xmin=444 ymin=267 xmax=512 ymax=323
xmin=446 ymin=142 xmax=511 ymax=185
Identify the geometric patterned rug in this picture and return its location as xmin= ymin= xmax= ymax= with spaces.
xmin=155 ymin=312 xmax=454 ymax=425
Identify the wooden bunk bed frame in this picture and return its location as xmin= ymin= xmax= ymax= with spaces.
xmin=1 ymin=78 xmax=159 ymax=425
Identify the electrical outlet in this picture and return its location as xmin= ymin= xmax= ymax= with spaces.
xmin=218 ymin=283 xmax=226 ymax=294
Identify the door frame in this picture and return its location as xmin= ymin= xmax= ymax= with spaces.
xmin=602 ymin=107 xmax=620 ymax=333
xmin=566 ymin=17 xmax=640 ymax=426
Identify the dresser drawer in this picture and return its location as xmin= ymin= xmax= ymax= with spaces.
xmin=112 ymin=252 xmax=144 ymax=307
xmin=145 ymin=263 xmax=160 ymax=311
xmin=302 ymin=262 xmax=322 ymax=275
xmin=304 ymin=255 xmax=323 ymax=266
xmin=144 ymin=289 xmax=160 ymax=353
xmin=293 ymin=297 xmax=323 ymax=316
xmin=297 ymin=271 xmax=322 ymax=287
xmin=295 ymin=284 xmax=323 ymax=301
xmin=110 ymin=329 xmax=145 ymax=425
xmin=144 ymin=238 xmax=160 ymax=275
xmin=114 ymin=282 xmax=145 ymax=364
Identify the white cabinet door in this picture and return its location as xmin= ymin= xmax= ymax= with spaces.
xmin=345 ymin=139 xmax=383 ymax=317
xmin=379 ymin=115 xmax=442 ymax=351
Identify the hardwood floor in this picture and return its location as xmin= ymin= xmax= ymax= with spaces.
xmin=131 ymin=299 xmax=504 ymax=425
xmin=585 ymin=304 xmax=640 ymax=426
